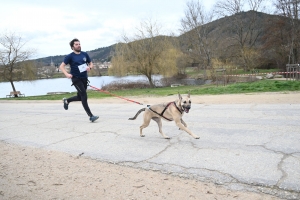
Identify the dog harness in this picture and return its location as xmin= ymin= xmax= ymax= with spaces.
xmin=148 ymin=101 xmax=183 ymax=121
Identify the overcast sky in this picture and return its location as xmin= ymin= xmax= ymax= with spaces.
xmin=1 ymin=0 xmax=217 ymax=59
xmin=1 ymin=0 xmax=274 ymax=59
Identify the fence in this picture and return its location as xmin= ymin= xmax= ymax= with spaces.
xmin=286 ymin=64 xmax=300 ymax=80
xmin=216 ymin=70 xmax=300 ymax=86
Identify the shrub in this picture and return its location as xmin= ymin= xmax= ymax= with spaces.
xmin=101 ymin=80 xmax=151 ymax=91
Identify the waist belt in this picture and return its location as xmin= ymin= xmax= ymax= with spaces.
xmin=71 ymin=77 xmax=90 ymax=86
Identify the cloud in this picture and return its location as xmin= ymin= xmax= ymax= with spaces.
xmin=1 ymin=0 xmax=219 ymax=58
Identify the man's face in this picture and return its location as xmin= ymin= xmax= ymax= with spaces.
xmin=73 ymin=41 xmax=81 ymax=52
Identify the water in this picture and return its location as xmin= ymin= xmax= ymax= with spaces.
xmin=0 ymin=75 xmax=162 ymax=98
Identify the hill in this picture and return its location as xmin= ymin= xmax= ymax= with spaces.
xmin=35 ymin=11 xmax=291 ymax=68
xmin=35 ymin=45 xmax=115 ymax=66
xmin=178 ymin=10 xmax=295 ymax=70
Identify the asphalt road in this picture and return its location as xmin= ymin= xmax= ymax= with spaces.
xmin=0 ymin=101 xmax=299 ymax=199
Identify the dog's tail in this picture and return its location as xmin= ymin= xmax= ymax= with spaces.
xmin=128 ymin=108 xmax=146 ymax=120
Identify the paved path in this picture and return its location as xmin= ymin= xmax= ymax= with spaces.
xmin=0 ymin=101 xmax=299 ymax=199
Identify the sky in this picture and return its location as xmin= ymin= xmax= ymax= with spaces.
xmin=1 ymin=0 xmax=275 ymax=59
xmin=1 ymin=0 xmax=218 ymax=59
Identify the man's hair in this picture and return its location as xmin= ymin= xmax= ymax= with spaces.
xmin=69 ymin=38 xmax=80 ymax=50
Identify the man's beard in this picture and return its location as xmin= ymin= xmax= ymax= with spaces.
xmin=74 ymin=47 xmax=81 ymax=53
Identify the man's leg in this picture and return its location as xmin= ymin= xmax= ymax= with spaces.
xmin=63 ymin=78 xmax=98 ymax=122
xmin=63 ymin=78 xmax=81 ymax=110
xmin=73 ymin=79 xmax=93 ymax=117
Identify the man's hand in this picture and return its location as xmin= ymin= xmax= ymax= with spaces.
xmin=87 ymin=62 xmax=93 ymax=72
xmin=65 ymin=73 xmax=73 ymax=78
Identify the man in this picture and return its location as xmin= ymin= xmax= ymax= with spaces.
xmin=59 ymin=38 xmax=99 ymax=122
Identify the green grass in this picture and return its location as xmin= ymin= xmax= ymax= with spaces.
xmin=2 ymin=80 xmax=300 ymax=101
xmin=193 ymin=80 xmax=300 ymax=94
xmin=184 ymin=67 xmax=280 ymax=76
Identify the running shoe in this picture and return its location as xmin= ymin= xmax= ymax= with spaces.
xmin=63 ymin=98 xmax=69 ymax=110
xmin=90 ymin=115 xmax=99 ymax=122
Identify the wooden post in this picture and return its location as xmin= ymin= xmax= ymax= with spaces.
xmin=286 ymin=64 xmax=300 ymax=81
xmin=216 ymin=68 xmax=226 ymax=86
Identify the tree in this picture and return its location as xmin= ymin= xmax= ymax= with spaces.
xmin=19 ymin=60 xmax=38 ymax=80
xmin=215 ymin=0 xmax=265 ymax=71
xmin=176 ymin=52 xmax=192 ymax=75
xmin=261 ymin=15 xmax=290 ymax=70
xmin=110 ymin=19 xmax=180 ymax=87
xmin=274 ymin=0 xmax=300 ymax=64
xmin=180 ymin=0 xmax=215 ymax=75
xmin=0 ymin=32 xmax=35 ymax=97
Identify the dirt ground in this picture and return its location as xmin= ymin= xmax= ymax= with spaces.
xmin=1 ymin=91 xmax=299 ymax=200
xmin=88 ymin=91 xmax=300 ymax=105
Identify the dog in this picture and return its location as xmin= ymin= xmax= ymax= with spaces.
xmin=128 ymin=93 xmax=199 ymax=139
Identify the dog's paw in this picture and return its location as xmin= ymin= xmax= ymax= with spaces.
xmin=140 ymin=135 xmax=145 ymax=137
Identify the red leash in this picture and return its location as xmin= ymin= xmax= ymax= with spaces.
xmin=89 ymin=85 xmax=143 ymax=105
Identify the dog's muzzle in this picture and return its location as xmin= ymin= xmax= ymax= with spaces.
xmin=183 ymin=105 xmax=191 ymax=113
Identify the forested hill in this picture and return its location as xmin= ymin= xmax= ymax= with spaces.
xmin=35 ymin=45 xmax=115 ymax=66
xmin=35 ymin=10 xmax=290 ymax=67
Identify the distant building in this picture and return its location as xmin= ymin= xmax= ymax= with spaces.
xmin=92 ymin=60 xmax=111 ymax=69
xmin=50 ymin=57 xmax=54 ymax=67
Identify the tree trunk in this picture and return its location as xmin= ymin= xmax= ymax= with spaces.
xmin=9 ymin=80 xmax=18 ymax=97
xmin=146 ymin=75 xmax=155 ymax=88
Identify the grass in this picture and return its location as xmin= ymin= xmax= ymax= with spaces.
xmin=193 ymin=80 xmax=300 ymax=94
xmin=2 ymin=80 xmax=300 ymax=101
xmin=185 ymin=67 xmax=280 ymax=76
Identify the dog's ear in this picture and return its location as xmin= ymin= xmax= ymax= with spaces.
xmin=187 ymin=91 xmax=190 ymax=98
xmin=178 ymin=92 xmax=182 ymax=101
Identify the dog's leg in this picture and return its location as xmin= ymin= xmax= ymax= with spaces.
xmin=152 ymin=117 xmax=170 ymax=139
xmin=139 ymin=112 xmax=152 ymax=137
xmin=180 ymin=119 xmax=187 ymax=127
xmin=178 ymin=119 xmax=187 ymax=131
xmin=174 ymin=118 xmax=199 ymax=139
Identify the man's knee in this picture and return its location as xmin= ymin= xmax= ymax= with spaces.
xmin=79 ymin=91 xmax=88 ymax=100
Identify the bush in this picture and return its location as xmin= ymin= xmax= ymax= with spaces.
xmin=101 ymin=80 xmax=151 ymax=91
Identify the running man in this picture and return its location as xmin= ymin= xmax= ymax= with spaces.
xmin=59 ymin=38 xmax=99 ymax=122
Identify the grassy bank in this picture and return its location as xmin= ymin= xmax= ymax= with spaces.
xmin=1 ymin=80 xmax=300 ymax=101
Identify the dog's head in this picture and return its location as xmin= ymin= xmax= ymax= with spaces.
xmin=178 ymin=92 xmax=191 ymax=113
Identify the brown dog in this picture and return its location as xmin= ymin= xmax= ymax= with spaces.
xmin=129 ymin=93 xmax=199 ymax=139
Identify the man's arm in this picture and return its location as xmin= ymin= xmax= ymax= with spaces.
xmin=59 ymin=62 xmax=73 ymax=78
xmin=87 ymin=62 xmax=94 ymax=72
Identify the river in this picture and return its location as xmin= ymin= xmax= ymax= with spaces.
xmin=0 ymin=75 xmax=162 ymax=98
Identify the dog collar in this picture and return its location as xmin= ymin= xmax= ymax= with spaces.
xmin=173 ymin=101 xmax=183 ymax=114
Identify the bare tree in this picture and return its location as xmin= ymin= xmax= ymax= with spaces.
xmin=0 ymin=32 xmax=35 ymax=96
xmin=274 ymin=0 xmax=300 ymax=64
xmin=261 ymin=14 xmax=289 ymax=70
xmin=110 ymin=19 xmax=180 ymax=87
xmin=215 ymin=0 xmax=265 ymax=71
xmin=180 ymin=0 xmax=215 ymax=75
